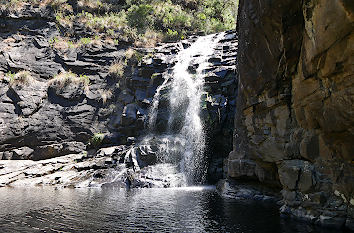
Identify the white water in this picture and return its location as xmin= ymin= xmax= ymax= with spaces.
xmin=148 ymin=76 xmax=170 ymax=129
xmin=145 ymin=33 xmax=224 ymax=185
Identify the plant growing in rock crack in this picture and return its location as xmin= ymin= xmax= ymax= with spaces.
xmin=49 ymin=37 xmax=60 ymax=48
xmin=50 ymin=37 xmax=74 ymax=51
xmin=48 ymin=71 xmax=90 ymax=89
xmin=125 ymin=48 xmax=143 ymax=63
xmin=8 ymin=71 xmax=34 ymax=86
xmin=109 ymin=60 xmax=126 ymax=78
xmin=80 ymin=37 xmax=92 ymax=45
xmin=124 ymin=49 xmax=144 ymax=71
xmin=5 ymin=71 xmax=15 ymax=81
xmin=79 ymin=74 xmax=90 ymax=85
xmin=89 ymin=133 xmax=105 ymax=148
xmin=109 ymin=49 xmax=146 ymax=79
xmin=98 ymin=89 xmax=113 ymax=104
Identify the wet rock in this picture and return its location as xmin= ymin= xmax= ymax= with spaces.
xmin=139 ymin=68 xmax=155 ymax=79
xmin=217 ymin=179 xmax=280 ymax=202
xmin=317 ymin=215 xmax=346 ymax=229
xmin=118 ymin=90 xmax=134 ymax=104
xmin=136 ymin=145 xmax=158 ymax=167
xmin=33 ymin=142 xmax=86 ymax=161
xmin=126 ymin=137 xmax=136 ymax=145
xmin=97 ymin=147 xmax=118 ymax=157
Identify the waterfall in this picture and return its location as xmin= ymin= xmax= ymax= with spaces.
xmin=148 ymin=76 xmax=170 ymax=130
xmin=145 ymin=33 xmax=225 ymax=185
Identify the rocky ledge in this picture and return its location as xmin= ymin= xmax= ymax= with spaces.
xmin=0 ymin=144 xmax=183 ymax=189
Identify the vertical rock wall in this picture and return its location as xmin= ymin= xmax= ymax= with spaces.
xmin=229 ymin=0 xmax=354 ymax=229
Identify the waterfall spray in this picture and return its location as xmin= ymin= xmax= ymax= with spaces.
xmin=146 ymin=33 xmax=225 ymax=185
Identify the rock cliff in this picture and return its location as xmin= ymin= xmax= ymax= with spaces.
xmin=226 ymin=0 xmax=353 ymax=229
xmin=0 ymin=6 xmax=237 ymax=184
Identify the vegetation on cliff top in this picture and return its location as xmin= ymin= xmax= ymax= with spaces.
xmin=0 ymin=0 xmax=238 ymax=46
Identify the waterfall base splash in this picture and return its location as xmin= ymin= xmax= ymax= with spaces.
xmin=140 ymin=33 xmax=226 ymax=186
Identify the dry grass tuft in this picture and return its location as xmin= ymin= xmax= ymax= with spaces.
xmin=0 ymin=0 xmax=71 ymax=12
xmin=109 ymin=60 xmax=125 ymax=78
xmin=53 ymin=38 xmax=71 ymax=51
xmin=49 ymin=36 xmax=103 ymax=51
xmin=9 ymin=70 xmax=34 ymax=86
xmin=2 ymin=37 xmax=16 ymax=44
xmin=99 ymin=89 xmax=112 ymax=104
xmin=124 ymin=48 xmax=136 ymax=60
xmin=48 ymin=71 xmax=89 ymax=89
xmin=135 ymin=29 xmax=163 ymax=48
xmin=77 ymin=0 xmax=109 ymax=12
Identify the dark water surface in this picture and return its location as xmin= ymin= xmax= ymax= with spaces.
xmin=0 ymin=187 xmax=345 ymax=232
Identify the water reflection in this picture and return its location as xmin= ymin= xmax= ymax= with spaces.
xmin=0 ymin=187 xmax=349 ymax=232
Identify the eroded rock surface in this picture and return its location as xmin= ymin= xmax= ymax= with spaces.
xmin=0 ymin=7 xmax=237 ymax=169
xmin=0 ymin=7 xmax=237 ymax=186
xmin=226 ymin=0 xmax=354 ymax=229
xmin=0 ymin=145 xmax=184 ymax=189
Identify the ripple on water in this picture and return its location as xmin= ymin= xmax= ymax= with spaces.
xmin=0 ymin=187 xmax=347 ymax=233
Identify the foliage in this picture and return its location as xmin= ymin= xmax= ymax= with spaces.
xmin=109 ymin=48 xmax=143 ymax=78
xmin=98 ymin=89 xmax=112 ymax=104
xmin=79 ymin=74 xmax=90 ymax=85
xmin=76 ymin=10 xmax=128 ymax=32
xmin=49 ymin=37 xmax=60 ymax=47
xmin=109 ymin=60 xmax=126 ymax=78
xmin=48 ymin=71 xmax=90 ymax=88
xmin=2 ymin=0 xmax=238 ymax=46
xmin=7 ymin=70 xmax=33 ymax=86
xmin=89 ymin=133 xmax=105 ymax=148
xmin=127 ymin=4 xmax=154 ymax=31
xmin=125 ymin=48 xmax=143 ymax=63
xmin=80 ymin=37 xmax=92 ymax=45
xmin=5 ymin=71 xmax=15 ymax=81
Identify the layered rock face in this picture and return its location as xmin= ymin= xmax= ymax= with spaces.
xmin=227 ymin=0 xmax=353 ymax=229
xmin=0 ymin=6 xmax=237 ymax=182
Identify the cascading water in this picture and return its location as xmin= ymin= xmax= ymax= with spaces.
xmin=144 ymin=33 xmax=225 ymax=186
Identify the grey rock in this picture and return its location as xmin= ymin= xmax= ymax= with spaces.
xmin=317 ymin=215 xmax=346 ymax=229
xmin=121 ymin=104 xmax=137 ymax=126
xmin=278 ymin=160 xmax=314 ymax=192
xmin=227 ymin=159 xmax=256 ymax=178
xmin=12 ymin=147 xmax=34 ymax=160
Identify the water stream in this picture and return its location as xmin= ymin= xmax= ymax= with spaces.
xmin=144 ymin=33 xmax=225 ymax=186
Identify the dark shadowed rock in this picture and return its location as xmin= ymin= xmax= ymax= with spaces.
xmin=227 ymin=0 xmax=354 ymax=228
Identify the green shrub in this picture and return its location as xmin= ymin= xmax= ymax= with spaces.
xmin=79 ymin=74 xmax=90 ymax=85
xmin=80 ymin=37 xmax=92 ymax=45
xmin=5 ymin=0 xmax=238 ymax=47
xmin=5 ymin=71 xmax=15 ymax=81
xmin=49 ymin=37 xmax=59 ymax=47
xmin=165 ymin=28 xmax=180 ymax=41
xmin=127 ymin=4 xmax=154 ymax=31
xmin=90 ymin=133 xmax=105 ymax=148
